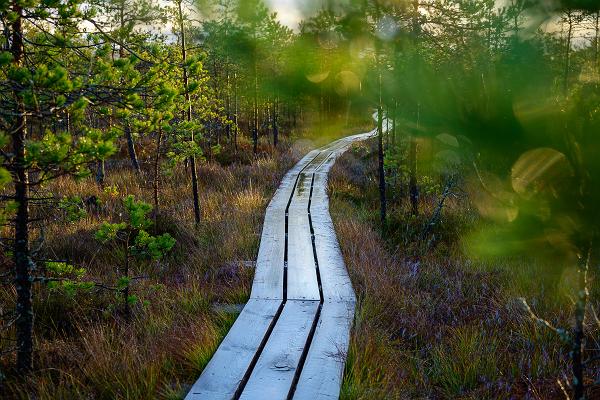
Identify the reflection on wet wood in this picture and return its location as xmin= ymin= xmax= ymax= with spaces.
xmin=186 ymin=129 xmax=376 ymax=400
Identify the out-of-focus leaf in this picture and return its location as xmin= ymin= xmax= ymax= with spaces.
xmin=511 ymin=148 xmax=573 ymax=198
xmin=334 ymin=70 xmax=360 ymax=95
xmin=467 ymin=171 xmax=519 ymax=223
xmin=434 ymin=150 xmax=461 ymax=174
xmin=436 ymin=133 xmax=459 ymax=148
xmin=306 ymin=70 xmax=330 ymax=83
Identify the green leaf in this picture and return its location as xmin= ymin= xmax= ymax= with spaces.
xmin=46 ymin=261 xmax=84 ymax=278
xmin=0 ymin=168 xmax=10 ymax=187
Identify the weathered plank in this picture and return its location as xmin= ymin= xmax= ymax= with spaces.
xmin=310 ymin=172 xmax=355 ymax=302
xmin=185 ymin=299 xmax=281 ymax=400
xmin=292 ymin=301 xmax=355 ymax=400
xmin=250 ymin=211 xmax=286 ymax=300
xmin=187 ymin=130 xmax=377 ymax=400
xmin=239 ymin=300 xmax=320 ymax=400
xmin=284 ymin=147 xmax=341 ymax=300
xmin=250 ymin=150 xmax=320 ymax=300
xmin=305 ymin=131 xmax=377 ymax=301
xmin=287 ymin=208 xmax=320 ymax=301
xmin=286 ymin=167 xmax=320 ymax=301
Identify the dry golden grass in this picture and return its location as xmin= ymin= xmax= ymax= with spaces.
xmin=0 ymin=135 xmax=303 ymax=399
xmin=331 ymin=140 xmax=600 ymax=399
xmin=0 ymin=116 xmax=375 ymax=399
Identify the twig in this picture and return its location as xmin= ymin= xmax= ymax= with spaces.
xmin=518 ymin=297 xmax=571 ymax=342
xmin=420 ymin=175 xmax=455 ymax=243
xmin=557 ymin=378 xmax=572 ymax=400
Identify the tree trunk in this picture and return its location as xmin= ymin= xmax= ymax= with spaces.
xmin=319 ymin=90 xmax=324 ymax=130
xmin=123 ymin=239 xmax=131 ymax=320
xmin=125 ymin=123 xmax=140 ymax=172
xmin=392 ymin=100 xmax=397 ymax=147
xmin=117 ymin=11 xmax=141 ymax=173
xmin=513 ymin=1 xmax=519 ymax=35
xmin=177 ymin=0 xmax=201 ymax=225
xmin=233 ymin=73 xmax=238 ymax=152
xmin=409 ymin=0 xmax=420 ymax=217
xmin=595 ymin=11 xmax=599 ymax=75
xmin=96 ymin=160 xmax=106 ymax=186
xmin=97 ymin=116 xmax=109 ymax=185
xmin=572 ymin=246 xmax=590 ymax=400
xmin=345 ymin=99 xmax=352 ymax=127
xmin=11 ymin=5 xmax=34 ymax=372
xmin=409 ymin=135 xmax=419 ymax=217
xmin=421 ymin=177 xmax=454 ymax=241
xmin=373 ymin=2 xmax=386 ymax=226
xmin=252 ymin=117 xmax=258 ymax=154
xmin=225 ymin=70 xmax=231 ymax=141
xmin=153 ymin=126 xmax=163 ymax=216
xmin=377 ymin=106 xmax=386 ymax=225
xmin=293 ymin=106 xmax=297 ymax=127
xmin=272 ymin=98 xmax=279 ymax=148
xmin=563 ymin=11 xmax=573 ymax=94
xmin=253 ymin=43 xmax=259 ymax=154
xmin=385 ymin=107 xmax=390 ymax=149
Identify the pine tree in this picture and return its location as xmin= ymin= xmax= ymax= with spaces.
xmin=93 ymin=0 xmax=166 ymax=173
xmin=0 ymin=0 xmax=147 ymax=371
xmin=96 ymin=195 xmax=175 ymax=318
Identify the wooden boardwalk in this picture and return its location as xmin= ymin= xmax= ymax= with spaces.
xmin=186 ymin=131 xmax=376 ymax=400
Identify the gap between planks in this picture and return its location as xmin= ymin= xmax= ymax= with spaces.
xmin=185 ymin=132 xmax=375 ymax=400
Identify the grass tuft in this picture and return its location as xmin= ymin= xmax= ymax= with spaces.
xmin=330 ymin=139 xmax=597 ymax=399
xmin=0 ymin=140 xmax=298 ymax=399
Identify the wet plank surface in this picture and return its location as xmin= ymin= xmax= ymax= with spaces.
xmin=186 ymin=299 xmax=282 ymax=400
xmin=239 ymin=301 xmax=320 ymax=400
xmin=293 ymin=301 xmax=355 ymax=400
xmin=250 ymin=150 xmax=320 ymax=300
xmin=287 ymin=208 xmax=320 ymax=301
xmin=186 ymin=129 xmax=376 ymax=400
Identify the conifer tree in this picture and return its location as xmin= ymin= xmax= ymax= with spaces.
xmin=96 ymin=195 xmax=175 ymax=318
xmin=0 ymin=0 xmax=149 ymax=371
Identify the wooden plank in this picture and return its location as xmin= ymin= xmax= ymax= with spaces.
xmin=287 ymin=207 xmax=320 ymax=301
xmin=187 ymin=133 xmax=375 ymax=400
xmin=292 ymin=301 xmax=355 ymax=400
xmin=239 ymin=300 xmax=320 ymax=400
xmin=306 ymin=131 xmax=377 ymax=301
xmin=292 ymin=171 xmax=312 ymax=202
xmin=185 ymin=299 xmax=282 ymax=400
xmin=310 ymin=174 xmax=355 ymax=302
xmin=265 ymin=150 xmax=319 ymax=214
xmin=312 ymin=135 xmax=369 ymax=177
xmin=285 ymin=158 xmax=323 ymax=301
xmin=250 ymin=150 xmax=320 ymax=300
xmin=251 ymin=210 xmax=285 ymax=300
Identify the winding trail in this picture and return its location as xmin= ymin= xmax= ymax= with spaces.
xmin=186 ymin=129 xmax=376 ymax=400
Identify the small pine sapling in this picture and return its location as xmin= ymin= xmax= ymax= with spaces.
xmin=96 ymin=195 xmax=175 ymax=318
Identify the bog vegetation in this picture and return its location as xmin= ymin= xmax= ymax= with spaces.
xmin=0 ymin=0 xmax=599 ymax=398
